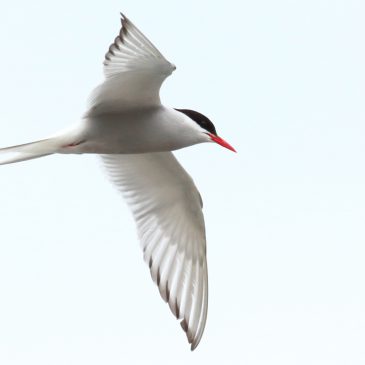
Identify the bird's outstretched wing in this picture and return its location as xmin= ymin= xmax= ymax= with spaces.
xmin=87 ymin=13 xmax=176 ymax=115
xmin=101 ymin=152 xmax=208 ymax=350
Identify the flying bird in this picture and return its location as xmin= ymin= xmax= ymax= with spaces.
xmin=0 ymin=13 xmax=235 ymax=350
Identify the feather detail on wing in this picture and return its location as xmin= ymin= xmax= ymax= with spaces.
xmin=101 ymin=152 xmax=208 ymax=350
xmin=87 ymin=14 xmax=176 ymax=115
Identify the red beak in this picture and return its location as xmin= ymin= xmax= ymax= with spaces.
xmin=208 ymin=133 xmax=236 ymax=152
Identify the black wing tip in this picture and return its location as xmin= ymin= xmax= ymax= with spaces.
xmin=180 ymin=318 xmax=188 ymax=332
xmin=156 ymin=268 xmax=161 ymax=286
xmin=190 ymin=341 xmax=199 ymax=351
xmin=180 ymin=319 xmax=201 ymax=350
xmin=174 ymin=298 xmax=180 ymax=319
xmin=119 ymin=12 xmax=129 ymax=30
xmin=119 ymin=13 xmax=128 ymax=36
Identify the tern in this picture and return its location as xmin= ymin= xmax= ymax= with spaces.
xmin=0 ymin=13 xmax=235 ymax=350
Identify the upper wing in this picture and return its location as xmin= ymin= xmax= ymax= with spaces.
xmin=87 ymin=13 xmax=176 ymax=115
xmin=101 ymin=152 xmax=208 ymax=350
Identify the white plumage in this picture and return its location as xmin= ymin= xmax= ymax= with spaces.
xmin=0 ymin=12 xmax=235 ymax=350
xmin=102 ymin=152 xmax=208 ymax=349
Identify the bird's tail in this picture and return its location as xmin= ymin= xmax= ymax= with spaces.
xmin=0 ymin=138 xmax=62 ymax=165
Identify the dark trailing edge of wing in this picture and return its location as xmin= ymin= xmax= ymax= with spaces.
xmin=104 ymin=14 xmax=129 ymax=66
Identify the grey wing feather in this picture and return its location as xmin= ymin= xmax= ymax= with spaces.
xmin=87 ymin=14 xmax=175 ymax=115
xmin=101 ymin=152 xmax=208 ymax=350
xmin=103 ymin=13 xmax=172 ymax=76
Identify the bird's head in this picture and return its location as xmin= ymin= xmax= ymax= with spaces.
xmin=175 ymin=109 xmax=236 ymax=152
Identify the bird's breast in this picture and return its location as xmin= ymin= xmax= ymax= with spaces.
xmin=74 ymin=107 xmax=200 ymax=154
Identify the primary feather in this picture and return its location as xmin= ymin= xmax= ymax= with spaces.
xmin=87 ymin=13 xmax=176 ymax=115
xmin=102 ymin=152 xmax=208 ymax=350
xmin=0 ymin=13 xmax=211 ymax=350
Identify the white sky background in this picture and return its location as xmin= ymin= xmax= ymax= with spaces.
xmin=0 ymin=0 xmax=364 ymax=364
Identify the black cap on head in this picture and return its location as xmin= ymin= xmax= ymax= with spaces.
xmin=175 ymin=109 xmax=217 ymax=136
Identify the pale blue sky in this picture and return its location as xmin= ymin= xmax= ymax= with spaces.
xmin=0 ymin=0 xmax=365 ymax=364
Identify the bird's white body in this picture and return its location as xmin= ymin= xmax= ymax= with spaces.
xmin=59 ymin=106 xmax=210 ymax=155
xmin=0 ymin=13 xmax=234 ymax=350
